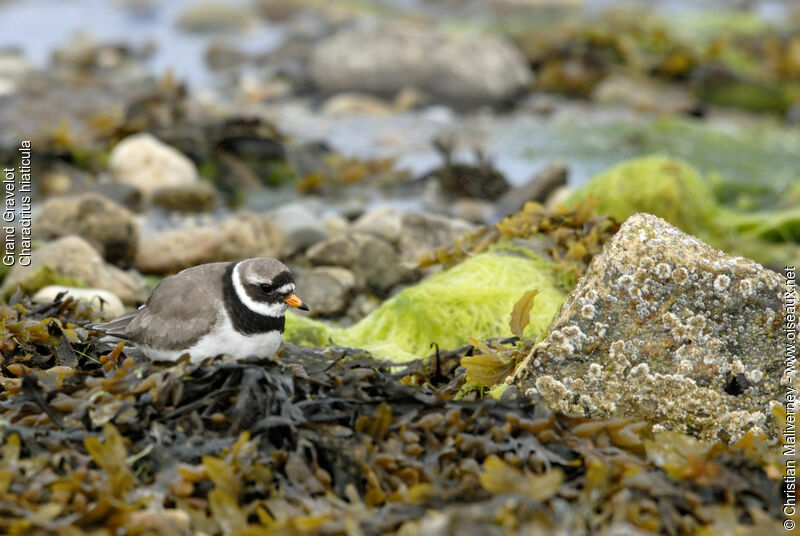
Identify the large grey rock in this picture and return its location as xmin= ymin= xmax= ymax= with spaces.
xmin=306 ymin=232 xmax=411 ymax=294
xmin=1 ymin=236 xmax=142 ymax=304
xmin=33 ymin=193 xmax=140 ymax=266
xmin=295 ymin=266 xmax=356 ymax=316
xmin=396 ymin=212 xmax=476 ymax=261
xmin=352 ymin=208 xmax=476 ymax=261
xmin=135 ymin=212 xmax=285 ymax=275
xmin=109 ymin=133 xmax=199 ymax=198
xmin=513 ymin=213 xmax=789 ymax=442
xmin=177 ymin=1 xmax=252 ymax=34
xmin=351 ymin=207 xmax=404 ymax=244
xmin=309 ymin=23 xmax=532 ymax=105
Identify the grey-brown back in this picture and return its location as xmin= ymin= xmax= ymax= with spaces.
xmin=123 ymin=262 xmax=230 ymax=351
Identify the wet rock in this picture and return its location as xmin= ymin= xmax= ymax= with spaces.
xmin=109 ymin=133 xmax=199 ymax=198
xmin=93 ymin=182 xmax=144 ymax=212
xmin=151 ymin=182 xmax=217 ymax=212
xmin=323 ymin=215 xmax=349 ymax=235
xmin=513 ymin=213 xmax=789 ymax=442
xmin=351 ymin=207 xmax=404 ymax=244
xmin=352 ymin=208 xmax=476 ymax=261
xmin=0 ymin=49 xmax=31 ymax=96
xmin=177 ymin=1 xmax=252 ymax=33
xmin=32 ymin=285 xmax=125 ymax=320
xmin=33 ymin=193 xmax=140 ymax=266
xmin=205 ymin=40 xmax=248 ymax=71
xmin=346 ymin=293 xmax=382 ymax=321
xmin=321 ymin=92 xmax=394 ymax=116
xmin=50 ymin=32 xmax=149 ymax=80
xmin=135 ymin=212 xmax=285 ymax=275
xmin=266 ymin=203 xmax=330 ymax=255
xmin=393 ymin=86 xmax=430 ymax=111
xmin=396 ymin=212 xmax=476 ymax=262
xmin=0 ymin=49 xmax=32 ymax=82
xmin=295 ymin=266 xmax=356 ymax=316
xmin=135 ymin=227 xmax=219 ymax=275
xmin=284 ymin=142 xmax=332 ymax=180
xmin=218 ymin=212 xmax=285 ymax=261
xmin=309 ymin=23 xmax=532 ymax=105
xmin=544 ymin=185 xmax=574 ymax=210
xmin=306 ymin=232 xmax=412 ymax=294
xmin=450 ymin=199 xmax=495 ymax=224
xmin=239 ymin=74 xmax=293 ymax=103
xmin=1 ymin=236 xmax=142 ymax=304
xmin=40 ymin=171 xmax=74 ymax=198
xmin=492 ymin=0 xmax=583 ymax=10
xmin=50 ymin=33 xmax=103 ymax=71
xmin=38 ymin=160 xmax=93 ymax=199
xmin=592 ymin=74 xmax=696 ymax=114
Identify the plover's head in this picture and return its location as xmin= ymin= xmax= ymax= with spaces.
xmin=232 ymin=258 xmax=309 ymax=317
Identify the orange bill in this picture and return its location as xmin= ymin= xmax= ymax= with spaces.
xmin=284 ymin=294 xmax=310 ymax=311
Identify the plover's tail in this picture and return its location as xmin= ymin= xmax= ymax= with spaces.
xmin=86 ymin=307 xmax=141 ymax=338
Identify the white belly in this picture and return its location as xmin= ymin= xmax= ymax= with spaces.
xmin=141 ymin=312 xmax=283 ymax=363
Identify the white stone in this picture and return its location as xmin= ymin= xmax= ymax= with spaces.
xmin=109 ymin=133 xmax=199 ymax=197
xmin=33 ymin=285 xmax=126 ymax=320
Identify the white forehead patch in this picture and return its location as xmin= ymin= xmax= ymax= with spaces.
xmin=233 ymin=263 xmax=287 ymax=317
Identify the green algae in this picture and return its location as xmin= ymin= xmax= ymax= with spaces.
xmin=667 ymin=11 xmax=778 ymax=42
xmin=699 ymin=79 xmax=799 ymax=115
xmin=566 ymin=155 xmax=800 ymax=265
xmin=1 ymin=265 xmax=89 ymax=300
xmin=285 ymin=247 xmax=567 ymax=362
xmin=511 ymin=8 xmax=800 ymax=114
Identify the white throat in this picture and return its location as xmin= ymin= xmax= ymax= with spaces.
xmin=232 ymin=262 xmax=287 ymax=317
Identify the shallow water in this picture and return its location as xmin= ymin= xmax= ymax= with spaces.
xmin=0 ymin=0 xmax=285 ymax=88
xmin=1 ymin=0 xmax=795 ymax=207
xmin=266 ymin=99 xmax=800 ymax=205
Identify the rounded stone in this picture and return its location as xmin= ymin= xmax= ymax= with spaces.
xmin=32 ymin=285 xmax=125 ymax=320
xmin=306 ymin=232 xmax=412 ymax=294
xmin=33 ymin=193 xmax=140 ymax=266
xmin=135 ymin=212 xmax=285 ymax=275
xmin=309 ymin=23 xmax=532 ymax=105
xmin=1 ymin=235 xmax=143 ymax=304
xmin=109 ymin=133 xmax=199 ymax=198
xmin=295 ymin=266 xmax=356 ymax=316
xmin=151 ymin=182 xmax=217 ymax=212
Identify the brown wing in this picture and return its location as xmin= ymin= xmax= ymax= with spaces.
xmin=126 ymin=263 xmax=229 ymax=351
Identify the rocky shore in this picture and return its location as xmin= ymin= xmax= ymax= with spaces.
xmin=0 ymin=0 xmax=796 ymax=534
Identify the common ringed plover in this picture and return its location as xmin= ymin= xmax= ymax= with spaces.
xmin=92 ymin=258 xmax=309 ymax=362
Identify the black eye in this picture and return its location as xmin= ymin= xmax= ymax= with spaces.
xmin=260 ymin=284 xmax=272 ymax=293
